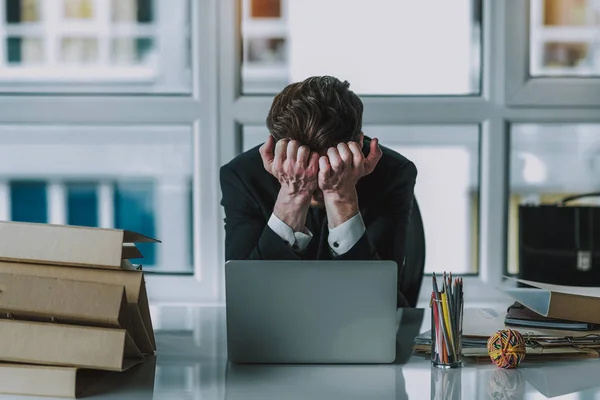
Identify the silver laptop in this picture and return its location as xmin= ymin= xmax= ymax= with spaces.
xmin=225 ymin=260 xmax=398 ymax=364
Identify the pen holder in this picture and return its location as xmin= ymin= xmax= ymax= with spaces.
xmin=430 ymin=296 xmax=463 ymax=368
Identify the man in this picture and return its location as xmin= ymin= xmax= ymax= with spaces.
xmin=220 ymin=76 xmax=417 ymax=307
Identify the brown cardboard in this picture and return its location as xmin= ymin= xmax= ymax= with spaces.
xmin=0 ymin=363 xmax=109 ymax=398
xmin=0 ymin=319 xmax=143 ymax=371
xmin=0 ymin=261 xmax=155 ymax=354
xmin=0 ymin=273 xmax=131 ymax=332
xmin=504 ymin=278 xmax=600 ymax=325
xmin=0 ymin=221 xmax=160 ymax=269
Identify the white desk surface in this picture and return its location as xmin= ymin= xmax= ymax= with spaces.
xmin=4 ymin=305 xmax=600 ymax=400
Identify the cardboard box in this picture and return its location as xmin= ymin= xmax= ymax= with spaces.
xmin=0 ymin=363 xmax=108 ymax=398
xmin=504 ymin=278 xmax=600 ymax=325
xmin=0 ymin=273 xmax=131 ymax=331
xmin=0 ymin=319 xmax=142 ymax=371
xmin=0 ymin=221 xmax=160 ymax=270
xmin=0 ymin=261 xmax=155 ymax=355
xmin=0 ymin=356 xmax=157 ymax=398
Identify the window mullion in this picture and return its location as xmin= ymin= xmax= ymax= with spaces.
xmin=0 ymin=180 xmax=9 ymax=221
xmin=43 ymin=0 xmax=60 ymax=67
xmin=96 ymin=0 xmax=111 ymax=67
xmin=479 ymin=119 xmax=509 ymax=286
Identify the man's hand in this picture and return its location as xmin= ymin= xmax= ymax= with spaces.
xmin=318 ymin=138 xmax=382 ymax=228
xmin=318 ymin=138 xmax=382 ymax=195
xmin=259 ymin=136 xmax=319 ymax=233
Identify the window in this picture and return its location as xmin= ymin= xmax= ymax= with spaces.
xmin=242 ymin=125 xmax=480 ymax=275
xmin=240 ymin=0 xmax=482 ymax=95
xmin=508 ymin=123 xmax=600 ymax=274
xmin=0 ymin=125 xmax=194 ymax=273
xmin=66 ymin=182 xmax=98 ymax=227
xmin=10 ymin=180 xmax=47 ymax=223
xmin=530 ymin=0 xmax=600 ymax=76
xmin=0 ymin=0 xmax=191 ymax=93
xmin=114 ymin=180 xmax=156 ymax=266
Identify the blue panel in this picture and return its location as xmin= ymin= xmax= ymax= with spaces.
xmin=113 ymin=181 xmax=156 ymax=266
xmin=136 ymin=0 xmax=153 ymax=22
xmin=5 ymin=0 xmax=20 ymax=23
xmin=6 ymin=37 xmax=22 ymax=63
xmin=67 ymin=183 xmax=98 ymax=227
xmin=10 ymin=181 xmax=47 ymax=223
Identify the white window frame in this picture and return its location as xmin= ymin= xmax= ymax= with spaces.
xmin=0 ymin=0 xmax=189 ymax=94
xmin=505 ymin=0 xmax=600 ymax=106
xmin=0 ymin=0 xmax=220 ymax=303
xmin=1 ymin=0 xmax=600 ymax=305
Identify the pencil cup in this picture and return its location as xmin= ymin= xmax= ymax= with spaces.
xmin=430 ymin=297 xmax=463 ymax=368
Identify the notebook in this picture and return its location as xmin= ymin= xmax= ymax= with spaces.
xmin=505 ymin=302 xmax=595 ymax=331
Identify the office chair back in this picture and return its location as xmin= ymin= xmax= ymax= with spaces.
xmin=400 ymin=198 xmax=426 ymax=307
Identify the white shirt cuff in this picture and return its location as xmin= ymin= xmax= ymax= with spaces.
xmin=328 ymin=212 xmax=366 ymax=256
xmin=268 ymin=213 xmax=313 ymax=252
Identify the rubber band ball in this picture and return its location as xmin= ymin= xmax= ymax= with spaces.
xmin=487 ymin=329 xmax=526 ymax=369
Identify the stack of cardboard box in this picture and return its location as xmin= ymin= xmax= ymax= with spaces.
xmin=0 ymin=221 xmax=159 ymax=398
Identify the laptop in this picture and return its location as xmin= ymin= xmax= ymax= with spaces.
xmin=225 ymin=260 xmax=398 ymax=364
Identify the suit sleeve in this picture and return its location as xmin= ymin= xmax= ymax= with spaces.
xmin=220 ymin=164 xmax=303 ymax=260
xmin=332 ymin=161 xmax=418 ymax=307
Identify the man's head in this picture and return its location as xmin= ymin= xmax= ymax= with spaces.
xmin=266 ymin=76 xmax=364 ymax=154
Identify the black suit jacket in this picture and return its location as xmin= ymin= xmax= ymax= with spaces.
xmin=219 ymin=137 xmax=417 ymax=307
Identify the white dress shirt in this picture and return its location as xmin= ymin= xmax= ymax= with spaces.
xmin=267 ymin=211 xmax=366 ymax=256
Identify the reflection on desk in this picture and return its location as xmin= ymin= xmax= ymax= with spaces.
xmin=1 ymin=305 xmax=600 ymax=399
xmin=225 ymin=364 xmax=406 ymax=400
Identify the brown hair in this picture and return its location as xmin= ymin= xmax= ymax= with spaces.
xmin=266 ymin=76 xmax=363 ymax=152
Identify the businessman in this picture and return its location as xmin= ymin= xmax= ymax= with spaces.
xmin=220 ymin=76 xmax=417 ymax=307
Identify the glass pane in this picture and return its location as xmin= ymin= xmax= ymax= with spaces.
xmin=241 ymin=0 xmax=482 ymax=95
xmin=10 ymin=180 xmax=47 ymax=223
xmin=530 ymin=0 xmax=600 ymax=76
xmin=111 ymin=37 xmax=155 ymax=65
xmin=63 ymin=0 xmax=94 ymax=20
xmin=60 ymin=37 xmax=99 ymax=64
xmin=0 ymin=0 xmax=190 ymax=94
xmin=509 ymin=124 xmax=600 ymax=275
xmin=112 ymin=0 xmax=153 ymax=22
xmin=114 ymin=181 xmax=156 ymax=266
xmin=243 ymin=125 xmax=480 ymax=275
xmin=67 ymin=182 xmax=98 ymax=227
xmin=5 ymin=0 xmax=41 ymax=23
xmin=251 ymin=0 xmax=281 ymax=18
xmin=0 ymin=125 xmax=194 ymax=274
xmin=6 ymin=37 xmax=44 ymax=64
xmin=247 ymin=38 xmax=286 ymax=63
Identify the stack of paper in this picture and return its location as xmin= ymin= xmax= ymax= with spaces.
xmin=0 ymin=221 xmax=159 ymax=398
xmin=414 ymin=278 xmax=600 ymax=363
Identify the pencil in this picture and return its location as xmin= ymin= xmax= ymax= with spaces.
xmin=433 ymin=274 xmax=452 ymax=359
xmin=432 ymin=292 xmax=442 ymax=363
xmin=441 ymin=292 xmax=455 ymax=359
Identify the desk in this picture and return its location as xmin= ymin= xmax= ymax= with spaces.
xmin=4 ymin=305 xmax=600 ymax=400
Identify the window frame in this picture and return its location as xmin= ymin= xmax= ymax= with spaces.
xmin=0 ymin=0 xmax=220 ymax=303
xmin=505 ymin=0 xmax=600 ymax=106
xmin=0 ymin=0 xmax=190 ymax=94
xmin=1 ymin=0 xmax=600 ymax=304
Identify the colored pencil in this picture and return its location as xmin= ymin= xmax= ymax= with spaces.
xmin=431 ymin=272 xmax=464 ymax=365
